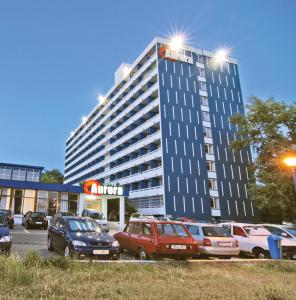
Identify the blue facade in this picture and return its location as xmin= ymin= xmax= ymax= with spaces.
xmin=157 ymin=42 xmax=256 ymax=221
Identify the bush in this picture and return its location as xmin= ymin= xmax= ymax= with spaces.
xmin=46 ymin=256 xmax=69 ymax=269
xmin=0 ymin=255 xmax=33 ymax=287
xmin=23 ymin=250 xmax=45 ymax=269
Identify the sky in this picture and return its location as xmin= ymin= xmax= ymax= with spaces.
xmin=0 ymin=0 xmax=295 ymax=171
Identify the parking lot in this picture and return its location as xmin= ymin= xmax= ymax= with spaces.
xmin=10 ymin=224 xmax=135 ymax=259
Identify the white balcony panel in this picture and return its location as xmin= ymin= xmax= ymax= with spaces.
xmin=202 ymin=121 xmax=211 ymax=128
xmin=207 ymin=171 xmax=217 ymax=179
xmin=206 ymin=154 xmax=215 ymax=161
xmin=65 ymin=114 xmax=160 ymax=175
xmin=197 ymin=76 xmax=206 ymax=82
xmin=199 ymin=90 xmax=208 ymax=97
xmin=108 ymin=167 xmax=163 ymax=186
xmin=66 ymin=53 xmax=157 ymax=148
xmin=196 ymin=62 xmax=205 ymax=68
xmin=204 ymin=137 xmax=213 ymax=144
xmin=128 ymin=186 xmax=163 ymax=199
xmin=66 ymin=78 xmax=159 ymax=163
xmin=66 ymin=96 xmax=160 ymax=169
xmin=209 ymin=190 xmax=219 ymax=197
xmin=211 ymin=208 xmax=221 ymax=217
xmin=138 ymin=207 xmax=165 ymax=215
xmin=64 ymin=131 xmax=161 ymax=183
xmin=200 ymin=105 xmax=209 ymax=112
xmin=101 ymin=149 xmax=162 ymax=179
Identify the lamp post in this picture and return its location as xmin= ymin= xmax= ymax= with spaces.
xmin=282 ymin=154 xmax=296 ymax=191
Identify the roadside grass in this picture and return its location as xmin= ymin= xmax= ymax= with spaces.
xmin=0 ymin=251 xmax=295 ymax=299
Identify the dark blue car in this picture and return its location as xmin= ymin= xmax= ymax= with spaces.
xmin=47 ymin=217 xmax=120 ymax=260
xmin=0 ymin=212 xmax=12 ymax=255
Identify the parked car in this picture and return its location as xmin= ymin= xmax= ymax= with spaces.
xmin=0 ymin=209 xmax=14 ymax=229
xmin=51 ymin=211 xmax=77 ymax=225
xmin=0 ymin=212 xmax=12 ymax=255
xmin=114 ymin=220 xmax=198 ymax=260
xmin=81 ymin=209 xmax=109 ymax=232
xmin=22 ymin=211 xmax=48 ymax=229
xmin=129 ymin=213 xmax=156 ymax=221
xmin=260 ymin=224 xmax=296 ymax=259
xmin=48 ymin=216 xmax=120 ymax=260
xmin=221 ymin=222 xmax=296 ymax=259
xmin=184 ymin=223 xmax=239 ymax=258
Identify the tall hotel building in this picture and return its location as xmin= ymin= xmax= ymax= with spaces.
xmin=64 ymin=37 xmax=256 ymax=222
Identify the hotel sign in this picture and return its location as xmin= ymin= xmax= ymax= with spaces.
xmin=159 ymin=47 xmax=193 ymax=64
xmin=83 ymin=180 xmax=123 ymax=196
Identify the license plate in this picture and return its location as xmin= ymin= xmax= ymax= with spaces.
xmin=219 ymin=242 xmax=232 ymax=247
xmin=219 ymin=243 xmax=231 ymax=247
xmin=93 ymin=250 xmax=109 ymax=255
xmin=171 ymin=245 xmax=186 ymax=250
xmin=36 ymin=222 xmax=42 ymax=224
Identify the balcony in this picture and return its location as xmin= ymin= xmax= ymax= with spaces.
xmin=128 ymin=185 xmax=163 ymax=199
xmin=211 ymin=208 xmax=221 ymax=217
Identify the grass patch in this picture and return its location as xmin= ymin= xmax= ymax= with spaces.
xmin=0 ymin=252 xmax=295 ymax=299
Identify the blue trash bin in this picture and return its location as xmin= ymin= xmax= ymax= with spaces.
xmin=267 ymin=235 xmax=282 ymax=259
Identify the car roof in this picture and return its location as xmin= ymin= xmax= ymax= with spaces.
xmin=183 ymin=222 xmax=222 ymax=227
xmin=220 ymin=222 xmax=258 ymax=226
xmin=129 ymin=220 xmax=182 ymax=224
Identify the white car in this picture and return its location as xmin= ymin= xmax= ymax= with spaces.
xmin=81 ymin=209 xmax=109 ymax=232
xmin=129 ymin=213 xmax=156 ymax=221
xmin=221 ymin=222 xmax=296 ymax=259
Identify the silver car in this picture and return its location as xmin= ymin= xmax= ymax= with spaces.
xmin=184 ymin=223 xmax=240 ymax=258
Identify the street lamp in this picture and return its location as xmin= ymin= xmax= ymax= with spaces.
xmin=282 ymin=152 xmax=296 ymax=191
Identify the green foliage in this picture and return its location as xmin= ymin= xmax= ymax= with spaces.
xmin=41 ymin=169 xmax=64 ymax=184
xmin=230 ymin=96 xmax=296 ymax=223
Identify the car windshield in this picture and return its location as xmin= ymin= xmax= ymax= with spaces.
xmin=68 ymin=219 xmax=102 ymax=233
xmin=142 ymin=215 xmax=155 ymax=219
xmin=89 ymin=212 xmax=105 ymax=220
xmin=202 ymin=226 xmax=232 ymax=237
xmin=157 ymin=223 xmax=189 ymax=237
xmin=31 ymin=212 xmax=45 ymax=218
xmin=244 ymin=226 xmax=270 ymax=236
xmin=0 ymin=210 xmax=10 ymax=216
xmin=283 ymin=227 xmax=296 ymax=237
xmin=0 ymin=215 xmax=7 ymax=226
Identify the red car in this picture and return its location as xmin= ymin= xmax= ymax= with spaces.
xmin=114 ymin=220 xmax=198 ymax=260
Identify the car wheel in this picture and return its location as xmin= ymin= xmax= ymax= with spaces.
xmin=47 ymin=237 xmax=54 ymax=251
xmin=253 ymin=248 xmax=268 ymax=259
xmin=138 ymin=248 xmax=149 ymax=260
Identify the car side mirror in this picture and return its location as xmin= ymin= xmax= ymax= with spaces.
xmin=281 ymin=232 xmax=288 ymax=238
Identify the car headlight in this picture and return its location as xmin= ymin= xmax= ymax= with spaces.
xmin=112 ymin=240 xmax=119 ymax=247
xmin=72 ymin=240 xmax=87 ymax=247
xmin=0 ymin=236 xmax=12 ymax=243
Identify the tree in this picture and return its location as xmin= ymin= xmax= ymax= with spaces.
xmin=230 ymin=96 xmax=296 ymax=223
xmin=41 ymin=169 xmax=64 ymax=184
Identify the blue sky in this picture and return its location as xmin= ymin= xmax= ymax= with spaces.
xmin=0 ymin=0 xmax=295 ymax=171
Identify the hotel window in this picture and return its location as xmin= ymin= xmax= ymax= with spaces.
xmin=206 ymin=161 xmax=216 ymax=172
xmin=204 ymin=144 xmax=214 ymax=155
xmin=26 ymin=169 xmax=40 ymax=182
xmin=37 ymin=191 xmax=47 ymax=213
xmin=208 ymin=179 xmax=217 ymax=190
xmin=210 ymin=197 xmax=220 ymax=209
xmin=199 ymin=81 xmax=207 ymax=91
xmin=197 ymin=55 xmax=204 ymax=63
xmin=0 ymin=167 xmax=11 ymax=180
xmin=202 ymin=111 xmax=210 ymax=122
xmin=197 ymin=67 xmax=205 ymax=77
xmin=203 ymin=127 xmax=212 ymax=138
xmin=200 ymin=96 xmax=208 ymax=106
xmin=68 ymin=193 xmax=78 ymax=213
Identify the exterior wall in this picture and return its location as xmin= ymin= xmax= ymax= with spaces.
xmin=0 ymin=187 xmax=80 ymax=216
xmin=64 ymin=37 xmax=256 ymax=222
xmin=157 ymin=46 xmax=210 ymax=219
